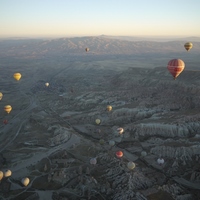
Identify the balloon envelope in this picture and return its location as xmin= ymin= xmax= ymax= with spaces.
xmin=109 ymin=140 xmax=115 ymax=147
xmin=107 ymin=105 xmax=112 ymax=112
xmin=141 ymin=151 xmax=147 ymax=157
xmin=0 ymin=171 xmax=3 ymax=181
xmin=95 ymin=119 xmax=101 ymax=125
xmin=99 ymin=139 xmax=105 ymax=145
xmin=0 ymin=92 xmax=3 ymax=100
xmin=157 ymin=158 xmax=164 ymax=165
xmin=21 ymin=177 xmax=30 ymax=186
xmin=3 ymin=120 xmax=8 ymax=125
xmin=117 ymin=128 xmax=124 ymax=135
xmin=127 ymin=161 xmax=136 ymax=170
xmin=116 ymin=151 xmax=123 ymax=158
xmin=13 ymin=73 xmax=22 ymax=81
xmin=4 ymin=169 xmax=12 ymax=177
xmin=45 ymin=82 xmax=49 ymax=87
xmin=167 ymin=59 xmax=185 ymax=80
xmin=184 ymin=42 xmax=193 ymax=51
xmin=4 ymin=105 xmax=12 ymax=114
xmin=90 ymin=158 xmax=97 ymax=165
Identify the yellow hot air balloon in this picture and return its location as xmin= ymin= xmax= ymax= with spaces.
xmin=95 ymin=119 xmax=101 ymax=125
xmin=45 ymin=82 xmax=49 ymax=87
xmin=184 ymin=42 xmax=193 ymax=51
xmin=4 ymin=105 xmax=12 ymax=114
xmin=13 ymin=73 xmax=22 ymax=81
xmin=21 ymin=177 xmax=30 ymax=186
xmin=0 ymin=92 xmax=3 ymax=100
xmin=0 ymin=171 xmax=3 ymax=181
xmin=4 ymin=169 xmax=12 ymax=177
xmin=85 ymin=48 xmax=89 ymax=52
xmin=127 ymin=161 xmax=136 ymax=170
xmin=107 ymin=105 xmax=112 ymax=112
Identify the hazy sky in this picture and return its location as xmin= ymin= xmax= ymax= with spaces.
xmin=1 ymin=0 xmax=200 ymax=38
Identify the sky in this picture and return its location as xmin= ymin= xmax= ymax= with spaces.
xmin=1 ymin=0 xmax=200 ymax=38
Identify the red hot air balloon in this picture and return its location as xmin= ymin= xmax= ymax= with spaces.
xmin=3 ymin=120 xmax=8 ymax=125
xmin=167 ymin=59 xmax=185 ymax=80
xmin=116 ymin=151 xmax=123 ymax=158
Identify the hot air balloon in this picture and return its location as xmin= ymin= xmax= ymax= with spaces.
xmin=45 ymin=82 xmax=49 ymax=87
xmin=116 ymin=151 xmax=123 ymax=158
xmin=21 ymin=177 xmax=30 ymax=186
xmin=157 ymin=158 xmax=165 ymax=165
xmin=167 ymin=59 xmax=185 ymax=80
xmin=117 ymin=128 xmax=124 ymax=135
xmin=85 ymin=48 xmax=89 ymax=52
xmin=4 ymin=169 xmax=12 ymax=177
xmin=109 ymin=140 xmax=115 ymax=147
xmin=127 ymin=161 xmax=136 ymax=170
xmin=184 ymin=42 xmax=193 ymax=51
xmin=95 ymin=119 xmax=101 ymax=125
xmin=3 ymin=120 xmax=8 ymax=125
xmin=90 ymin=158 xmax=97 ymax=165
xmin=107 ymin=105 xmax=112 ymax=112
xmin=4 ymin=105 xmax=12 ymax=114
xmin=141 ymin=151 xmax=147 ymax=157
xmin=0 ymin=92 xmax=3 ymax=100
xmin=13 ymin=73 xmax=22 ymax=81
xmin=0 ymin=171 xmax=3 ymax=181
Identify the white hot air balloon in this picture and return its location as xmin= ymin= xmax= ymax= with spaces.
xmin=109 ymin=140 xmax=115 ymax=147
xmin=157 ymin=158 xmax=165 ymax=165
xmin=141 ymin=151 xmax=147 ymax=157
xmin=127 ymin=161 xmax=136 ymax=170
xmin=90 ymin=158 xmax=97 ymax=165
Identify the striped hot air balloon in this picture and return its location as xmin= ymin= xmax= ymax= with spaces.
xmin=167 ymin=59 xmax=185 ymax=80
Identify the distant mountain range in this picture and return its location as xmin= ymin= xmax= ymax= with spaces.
xmin=0 ymin=36 xmax=200 ymax=58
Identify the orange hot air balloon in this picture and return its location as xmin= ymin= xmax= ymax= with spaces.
xmin=4 ymin=105 xmax=12 ymax=114
xmin=13 ymin=73 xmax=22 ymax=81
xmin=116 ymin=151 xmax=123 ymax=158
xmin=167 ymin=59 xmax=185 ymax=80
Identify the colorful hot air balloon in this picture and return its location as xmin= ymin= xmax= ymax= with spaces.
xmin=184 ymin=42 xmax=193 ymax=51
xmin=0 ymin=171 xmax=3 ymax=181
xmin=4 ymin=169 xmax=12 ymax=177
xmin=95 ymin=119 xmax=101 ymax=125
xmin=45 ymin=82 xmax=49 ymax=87
xmin=167 ymin=59 xmax=185 ymax=80
xmin=0 ymin=92 xmax=3 ymax=100
xmin=13 ymin=73 xmax=22 ymax=81
xmin=116 ymin=151 xmax=123 ymax=158
xmin=85 ymin=48 xmax=89 ymax=52
xmin=107 ymin=105 xmax=112 ymax=112
xmin=127 ymin=161 xmax=136 ymax=170
xmin=4 ymin=105 xmax=12 ymax=114
xmin=21 ymin=177 xmax=30 ymax=186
